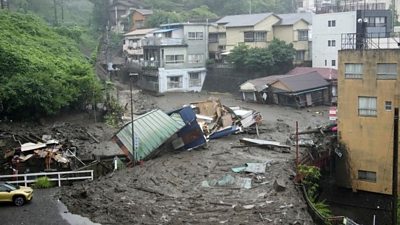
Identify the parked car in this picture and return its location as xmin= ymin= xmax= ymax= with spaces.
xmin=0 ymin=182 xmax=33 ymax=206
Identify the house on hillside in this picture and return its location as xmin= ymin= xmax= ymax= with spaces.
xmin=108 ymin=0 xmax=145 ymax=33
xmin=137 ymin=23 xmax=208 ymax=93
xmin=240 ymin=72 xmax=330 ymax=107
xmin=123 ymin=28 xmax=157 ymax=62
xmin=208 ymin=12 xmax=312 ymax=65
xmin=130 ymin=9 xmax=153 ymax=30
xmin=287 ymin=67 xmax=338 ymax=104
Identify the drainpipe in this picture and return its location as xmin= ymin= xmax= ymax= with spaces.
xmin=393 ymin=107 xmax=399 ymax=225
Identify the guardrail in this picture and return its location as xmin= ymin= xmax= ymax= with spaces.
xmin=0 ymin=170 xmax=94 ymax=187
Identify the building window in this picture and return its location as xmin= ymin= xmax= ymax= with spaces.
xmin=367 ymin=16 xmax=386 ymax=27
xmin=165 ymin=55 xmax=184 ymax=64
xmin=345 ymin=63 xmax=363 ymax=79
xmin=208 ymin=33 xmax=218 ymax=43
xmin=296 ymin=51 xmax=305 ymax=61
xmin=188 ymin=54 xmax=204 ymax=64
xmin=244 ymin=31 xmax=267 ymax=42
xmin=331 ymin=60 xmax=336 ymax=67
xmin=189 ymin=72 xmax=202 ymax=87
xmin=325 ymin=60 xmax=327 ymax=66
xmin=328 ymin=20 xmax=336 ymax=27
xmin=385 ymin=101 xmax=392 ymax=111
xmin=188 ymin=32 xmax=204 ymax=40
xmin=358 ymin=170 xmax=376 ymax=182
xmin=358 ymin=96 xmax=377 ymax=116
xmin=298 ymin=30 xmax=308 ymax=41
xmin=328 ymin=40 xmax=336 ymax=47
xmin=377 ymin=63 xmax=397 ymax=80
xmin=167 ymin=76 xmax=183 ymax=89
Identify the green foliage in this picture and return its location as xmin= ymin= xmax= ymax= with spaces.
xmin=142 ymin=0 xmax=295 ymax=17
xmin=298 ymin=164 xmax=321 ymax=198
xmin=313 ymin=200 xmax=333 ymax=219
xmin=104 ymin=97 xmax=124 ymax=128
xmin=53 ymin=26 xmax=83 ymax=42
xmin=33 ymin=176 xmax=54 ymax=189
xmin=0 ymin=12 xmax=101 ymax=119
xmin=146 ymin=10 xmax=186 ymax=27
xmin=227 ymin=39 xmax=295 ymax=73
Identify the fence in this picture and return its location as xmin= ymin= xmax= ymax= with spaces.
xmin=0 ymin=170 xmax=94 ymax=187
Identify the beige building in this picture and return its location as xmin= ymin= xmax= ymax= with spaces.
xmin=208 ymin=12 xmax=312 ymax=64
xmin=337 ymin=49 xmax=400 ymax=195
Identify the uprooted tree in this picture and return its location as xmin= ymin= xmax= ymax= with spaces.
xmin=0 ymin=11 xmax=102 ymax=119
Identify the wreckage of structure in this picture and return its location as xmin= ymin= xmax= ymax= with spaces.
xmin=112 ymin=98 xmax=262 ymax=164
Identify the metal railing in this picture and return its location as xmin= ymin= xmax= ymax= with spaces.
xmin=0 ymin=170 xmax=94 ymax=187
xmin=341 ymin=32 xmax=400 ymax=50
xmin=141 ymin=37 xmax=186 ymax=46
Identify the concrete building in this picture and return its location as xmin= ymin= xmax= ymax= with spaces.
xmin=209 ymin=12 xmax=312 ymax=65
xmin=138 ymin=23 xmax=208 ymax=93
xmin=312 ymin=10 xmax=393 ymax=69
xmin=123 ymin=28 xmax=156 ymax=61
xmin=337 ymin=48 xmax=400 ymax=195
xmin=130 ymin=9 xmax=153 ymax=30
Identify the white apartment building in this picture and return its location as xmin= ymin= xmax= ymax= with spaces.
xmin=312 ymin=11 xmax=357 ymax=69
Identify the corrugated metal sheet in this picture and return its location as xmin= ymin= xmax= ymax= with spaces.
xmin=114 ymin=109 xmax=185 ymax=161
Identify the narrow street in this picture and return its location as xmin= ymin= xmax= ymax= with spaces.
xmin=0 ymin=188 xmax=99 ymax=225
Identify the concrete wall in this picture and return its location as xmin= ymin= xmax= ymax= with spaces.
xmin=337 ymin=49 xmax=400 ymax=195
xmin=312 ymin=11 xmax=357 ymax=69
xmin=158 ymin=68 xmax=206 ymax=93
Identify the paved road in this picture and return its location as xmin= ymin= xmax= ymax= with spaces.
xmin=0 ymin=188 xmax=100 ymax=225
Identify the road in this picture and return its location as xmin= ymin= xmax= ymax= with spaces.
xmin=0 ymin=188 xmax=100 ymax=225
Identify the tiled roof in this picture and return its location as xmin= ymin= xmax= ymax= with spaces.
xmin=287 ymin=67 xmax=338 ymax=80
xmin=276 ymin=13 xmax=312 ymax=25
xmin=217 ymin=13 xmax=273 ymax=27
xmin=274 ymin=71 xmax=329 ymax=92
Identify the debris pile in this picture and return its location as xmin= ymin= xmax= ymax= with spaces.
xmin=113 ymin=98 xmax=263 ymax=163
xmin=293 ymin=123 xmax=337 ymax=169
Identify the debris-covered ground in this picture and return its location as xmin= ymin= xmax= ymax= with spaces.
xmin=60 ymin=91 xmax=329 ymax=225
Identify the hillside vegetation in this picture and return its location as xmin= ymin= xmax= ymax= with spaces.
xmin=0 ymin=11 xmax=101 ymax=119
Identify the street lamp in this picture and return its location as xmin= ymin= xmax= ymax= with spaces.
xmin=129 ymin=72 xmax=138 ymax=166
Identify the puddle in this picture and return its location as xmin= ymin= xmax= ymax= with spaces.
xmin=58 ymin=200 xmax=101 ymax=225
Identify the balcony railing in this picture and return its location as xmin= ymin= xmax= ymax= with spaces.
xmin=141 ymin=37 xmax=186 ymax=47
xmin=341 ymin=32 xmax=400 ymax=50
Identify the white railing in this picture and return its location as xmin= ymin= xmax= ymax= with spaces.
xmin=0 ymin=170 xmax=93 ymax=187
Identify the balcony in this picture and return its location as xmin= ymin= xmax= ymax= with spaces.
xmin=341 ymin=32 xmax=400 ymax=50
xmin=141 ymin=37 xmax=186 ymax=47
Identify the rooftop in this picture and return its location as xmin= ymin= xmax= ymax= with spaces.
xmin=274 ymin=71 xmax=329 ymax=92
xmin=217 ymin=13 xmax=274 ymax=27
xmin=124 ymin=28 xmax=157 ymax=36
xmin=287 ymin=67 xmax=338 ymax=80
xmin=276 ymin=13 xmax=312 ymax=25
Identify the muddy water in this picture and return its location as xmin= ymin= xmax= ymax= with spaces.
xmin=58 ymin=200 xmax=101 ymax=225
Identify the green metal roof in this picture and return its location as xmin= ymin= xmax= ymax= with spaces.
xmin=115 ymin=109 xmax=185 ymax=161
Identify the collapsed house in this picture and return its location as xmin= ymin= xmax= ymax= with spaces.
xmin=113 ymin=99 xmax=262 ymax=164
xmin=240 ymin=71 xmax=330 ymax=108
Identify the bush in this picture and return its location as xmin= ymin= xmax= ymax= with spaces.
xmin=33 ymin=177 xmax=54 ymax=189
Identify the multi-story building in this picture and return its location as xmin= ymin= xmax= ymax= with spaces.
xmin=130 ymin=9 xmax=153 ymax=30
xmin=312 ymin=9 xmax=393 ymax=69
xmin=208 ymin=12 xmax=312 ymax=64
xmin=137 ymin=23 xmax=208 ymax=93
xmin=123 ymin=28 xmax=156 ymax=62
xmin=274 ymin=13 xmax=312 ymax=64
xmin=337 ymin=44 xmax=400 ymax=194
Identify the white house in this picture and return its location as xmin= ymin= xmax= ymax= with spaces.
xmin=137 ymin=23 xmax=208 ymax=93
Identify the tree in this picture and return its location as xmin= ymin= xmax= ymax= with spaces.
xmin=0 ymin=11 xmax=101 ymax=119
xmin=145 ymin=10 xmax=185 ymax=27
xmin=227 ymin=39 xmax=295 ymax=74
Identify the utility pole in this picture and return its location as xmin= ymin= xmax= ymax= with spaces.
xmin=393 ymin=107 xmax=399 ymax=225
xmin=61 ymin=0 xmax=64 ymax=24
xmin=53 ymin=0 xmax=58 ymax=26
